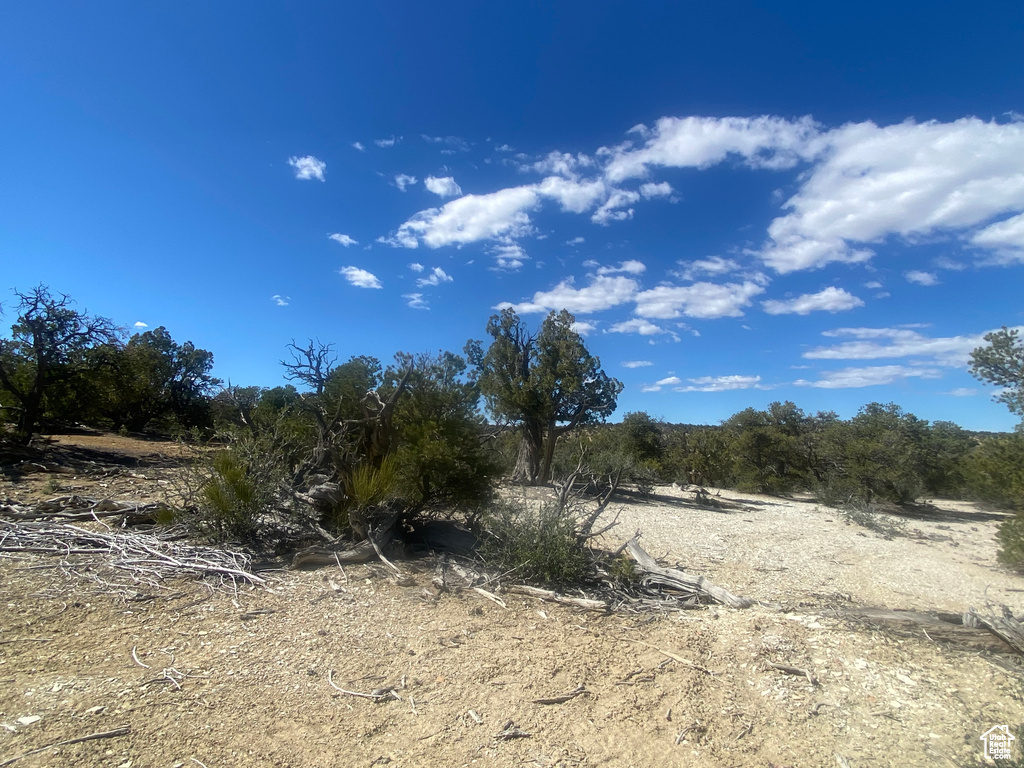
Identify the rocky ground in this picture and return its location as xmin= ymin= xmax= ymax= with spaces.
xmin=1 ymin=432 xmax=1022 ymax=767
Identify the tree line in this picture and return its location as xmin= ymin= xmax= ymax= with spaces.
xmin=2 ymin=284 xmax=1024 ymax=567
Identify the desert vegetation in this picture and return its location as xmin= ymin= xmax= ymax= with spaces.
xmin=2 ymin=284 xmax=1024 ymax=576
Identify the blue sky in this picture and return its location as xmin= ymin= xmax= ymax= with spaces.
xmin=2 ymin=2 xmax=1022 ymax=431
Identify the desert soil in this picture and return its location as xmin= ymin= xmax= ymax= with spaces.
xmin=1 ymin=433 xmax=1022 ymax=767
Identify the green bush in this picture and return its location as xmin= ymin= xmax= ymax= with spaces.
xmin=478 ymin=499 xmax=588 ymax=587
xmin=201 ymin=450 xmax=265 ymax=538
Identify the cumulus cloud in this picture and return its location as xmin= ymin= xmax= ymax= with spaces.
xmin=622 ymin=360 xmax=653 ymax=368
xmin=971 ymin=211 xmax=1024 ymax=263
xmin=339 ymin=266 xmax=383 ymax=289
xmin=757 ymin=118 xmax=1024 ymax=272
xmin=387 ymin=186 xmax=540 ymax=249
xmin=794 ymin=365 xmax=943 ymax=389
xmin=394 ymin=174 xmax=417 ymax=192
xmin=288 ymin=155 xmax=327 ymax=181
xmin=328 ymin=233 xmax=358 ymax=247
xmin=403 ymin=293 xmax=428 ymax=309
xmin=762 ymin=286 xmax=864 ymax=315
xmin=572 ymin=320 xmax=597 ymax=335
xmin=905 ymin=270 xmax=940 ymax=286
xmin=673 ymin=256 xmax=741 ymax=281
xmin=802 ymin=326 xmax=997 ymax=367
xmin=536 ymin=176 xmax=607 ymax=214
xmin=133 ymin=321 xmax=148 ymax=329
xmin=416 ymin=267 xmax=453 ymax=287
xmin=490 ymin=243 xmax=529 ymax=271
xmin=530 ymin=151 xmax=595 ymax=179
xmin=607 ymin=318 xmax=680 ymax=340
xmin=408 ymin=262 xmax=425 ymax=272
xmin=375 ymin=136 xmax=398 ymax=148
xmin=592 ymin=188 xmax=640 ymax=224
xmin=352 ymin=142 xmax=365 ymax=152
xmin=639 ymin=181 xmax=674 ymax=199
xmin=271 ymin=295 xmax=290 ymax=307
xmin=424 ymin=176 xmax=463 ymax=198
xmin=635 ymin=279 xmax=766 ymax=319
xmin=596 ymin=260 xmax=646 ymax=275
xmin=674 ymin=375 xmax=767 ymax=392
xmin=497 ymin=275 xmax=639 ymax=315
xmin=566 ymin=236 xmax=586 ymax=246
xmin=602 ymin=115 xmax=822 ymax=182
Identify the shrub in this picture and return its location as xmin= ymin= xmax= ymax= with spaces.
xmin=201 ymin=450 xmax=264 ymax=538
xmin=477 ymin=499 xmax=589 ymax=587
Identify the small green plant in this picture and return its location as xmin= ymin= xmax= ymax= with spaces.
xmin=998 ymin=512 xmax=1024 ymax=571
xmin=200 ymin=450 xmax=266 ymax=538
xmin=838 ymin=498 xmax=907 ymax=539
xmin=607 ymin=553 xmax=637 ymax=587
xmin=45 ymin=476 xmax=63 ymax=494
xmin=347 ymin=455 xmax=398 ymax=510
xmin=478 ymin=499 xmax=588 ymax=587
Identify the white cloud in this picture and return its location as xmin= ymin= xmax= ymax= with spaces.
xmin=530 ymin=151 xmax=595 ymax=179
xmin=864 ymin=280 xmax=884 ymax=289
xmin=639 ymin=181 xmax=674 ymax=199
xmin=375 ymin=136 xmax=398 ymax=148
xmin=490 ymin=243 xmax=529 ymax=271
xmin=673 ymin=256 xmax=740 ymax=281
xmin=403 ymin=293 xmax=428 ymax=310
xmin=388 ymin=186 xmax=540 ymax=249
xmin=339 ymin=266 xmax=383 ymax=289
xmin=675 ymin=375 xmax=767 ymax=392
xmin=133 ymin=321 xmax=148 ymax=329
xmin=656 ymin=376 xmax=683 ymax=386
xmin=328 ymin=233 xmax=358 ymax=247
xmin=944 ymin=387 xmax=977 ymax=397
xmin=971 ymin=211 xmax=1024 ymax=263
xmin=271 ymin=295 xmax=290 ymax=307
xmin=352 ymin=141 xmax=365 ymax=152
xmin=408 ymin=262 xmax=425 ymax=272
xmin=607 ymin=318 xmax=679 ymax=340
xmin=635 ymin=280 xmax=766 ymax=319
xmin=794 ymin=365 xmax=943 ymax=389
xmin=422 ymin=135 xmax=470 ymax=152
xmin=424 ymin=176 xmax=463 ymax=198
xmin=497 ymin=275 xmax=639 ymax=315
xmin=934 ymin=256 xmax=966 ymax=271
xmin=762 ymin=286 xmax=864 ymax=315
xmin=394 ymin=174 xmax=417 ymax=192
xmin=416 ymin=267 xmax=453 ymax=287
xmin=802 ymin=326 xmax=996 ymax=367
xmin=592 ymin=188 xmax=640 ymax=224
xmin=288 ymin=155 xmax=327 ymax=181
xmin=495 ymin=144 xmax=514 ymax=152
xmin=757 ymin=118 xmax=1024 ymax=272
xmin=905 ymin=270 xmax=939 ymax=286
xmin=596 ymin=260 xmax=646 ymax=275
xmin=572 ymin=320 xmax=597 ymax=335
xmin=566 ymin=236 xmax=586 ymax=246
xmin=622 ymin=360 xmax=653 ymax=368
xmin=536 ymin=176 xmax=607 ymax=214
xmin=602 ymin=115 xmax=822 ymax=182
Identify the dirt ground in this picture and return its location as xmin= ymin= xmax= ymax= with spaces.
xmin=1 ymin=433 xmax=1022 ymax=767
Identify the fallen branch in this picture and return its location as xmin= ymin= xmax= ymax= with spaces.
xmin=767 ymin=661 xmax=819 ymax=686
xmin=532 ymin=684 xmax=589 ymax=705
xmin=0 ymin=520 xmax=264 ymax=592
xmin=504 ymin=584 xmax=608 ymax=613
xmin=625 ymin=537 xmax=754 ymax=609
xmin=0 ymin=726 xmax=130 ymax=767
xmin=626 ymin=639 xmax=717 ymax=677
xmin=472 ymin=587 xmax=507 ymax=609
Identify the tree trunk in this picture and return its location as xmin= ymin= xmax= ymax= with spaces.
xmin=512 ymin=422 xmax=543 ymax=485
xmin=539 ymin=421 xmax=558 ymax=484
